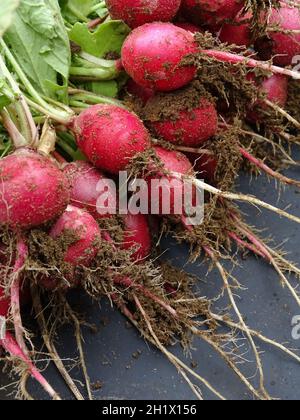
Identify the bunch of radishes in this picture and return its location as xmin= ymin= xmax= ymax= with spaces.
xmin=0 ymin=0 xmax=300 ymax=400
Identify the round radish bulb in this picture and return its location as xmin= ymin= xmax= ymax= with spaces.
xmin=106 ymin=0 xmax=181 ymax=28
xmin=181 ymin=0 xmax=243 ymax=29
xmin=219 ymin=12 xmax=252 ymax=47
xmin=0 ymin=149 xmax=70 ymax=230
xmin=144 ymin=87 xmax=218 ymax=147
xmin=175 ymin=22 xmax=202 ymax=33
xmin=121 ymin=23 xmax=197 ymax=92
xmin=73 ymin=104 xmax=151 ymax=175
xmin=187 ymin=153 xmax=218 ymax=181
xmin=50 ymin=206 xmax=101 ymax=268
xmin=255 ymin=5 xmax=300 ymax=66
xmin=0 ymin=287 xmax=9 ymax=317
xmin=121 ymin=213 xmax=151 ymax=262
xmin=143 ymin=146 xmax=194 ymax=216
xmin=126 ymin=79 xmax=155 ymax=105
xmin=64 ymin=161 xmax=117 ymax=219
xmin=247 ymin=74 xmax=288 ymax=123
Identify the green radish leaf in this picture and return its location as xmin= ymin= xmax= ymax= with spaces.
xmin=60 ymin=0 xmax=107 ymax=24
xmin=4 ymin=0 xmax=71 ymax=101
xmin=0 ymin=0 xmax=20 ymax=38
xmin=69 ymin=20 xmax=130 ymax=58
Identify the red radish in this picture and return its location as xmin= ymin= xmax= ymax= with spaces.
xmin=181 ymin=0 xmax=243 ymax=29
xmin=73 ymin=104 xmax=151 ymax=175
xmin=50 ymin=206 xmax=101 ymax=267
xmin=0 ymin=149 xmax=70 ymax=229
xmin=121 ymin=23 xmax=197 ymax=92
xmin=64 ymin=161 xmax=117 ymax=219
xmin=247 ymin=74 xmax=288 ymax=123
xmin=106 ymin=0 xmax=181 ymax=28
xmin=255 ymin=4 xmax=300 ymax=66
xmin=121 ymin=213 xmax=151 ymax=262
xmin=126 ymin=79 xmax=155 ymax=105
xmin=143 ymin=146 xmax=194 ymax=216
xmin=219 ymin=12 xmax=252 ymax=47
xmin=175 ymin=22 xmax=202 ymax=33
xmin=145 ymin=92 xmax=218 ymax=147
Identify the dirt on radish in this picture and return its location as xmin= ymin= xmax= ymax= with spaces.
xmin=0 ymin=0 xmax=300 ymax=402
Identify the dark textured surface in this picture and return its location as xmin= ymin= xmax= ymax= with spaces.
xmin=1 ymin=166 xmax=300 ymax=400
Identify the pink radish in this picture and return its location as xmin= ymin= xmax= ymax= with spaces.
xmin=247 ymin=73 xmax=288 ymax=123
xmin=143 ymin=146 xmax=194 ymax=216
xmin=181 ymin=0 xmax=243 ymax=29
xmin=105 ymin=0 xmax=181 ymax=28
xmin=50 ymin=206 xmax=101 ymax=267
xmin=64 ymin=161 xmax=117 ymax=219
xmin=121 ymin=213 xmax=151 ymax=262
xmin=73 ymin=104 xmax=151 ymax=175
xmin=40 ymin=206 xmax=101 ymax=290
xmin=145 ymin=92 xmax=218 ymax=147
xmin=121 ymin=23 xmax=197 ymax=92
xmin=0 ymin=149 xmax=70 ymax=229
xmin=255 ymin=4 xmax=300 ymax=66
xmin=219 ymin=11 xmax=252 ymax=47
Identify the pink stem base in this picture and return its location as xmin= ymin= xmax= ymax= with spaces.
xmin=0 ymin=332 xmax=59 ymax=400
xmin=11 ymin=237 xmax=29 ymax=356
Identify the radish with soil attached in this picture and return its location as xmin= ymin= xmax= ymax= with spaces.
xmin=121 ymin=23 xmax=198 ymax=92
xmin=64 ymin=161 xmax=117 ymax=219
xmin=121 ymin=213 xmax=151 ymax=262
xmin=144 ymin=85 xmax=218 ymax=147
xmin=219 ymin=11 xmax=252 ymax=47
xmin=73 ymin=104 xmax=151 ymax=175
xmin=50 ymin=206 xmax=101 ymax=268
xmin=41 ymin=206 xmax=101 ymax=290
xmin=255 ymin=3 xmax=300 ymax=67
xmin=247 ymin=73 xmax=288 ymax=123
xmin=0 ymin=149 xmax=70 ymax=230
xmin=105 ymin=0 xmax=181 ymax=28
xmin=120 ymin=21 xmax=300 ymax=98
xmin=142 ymin=146 xmax=196 ymax=218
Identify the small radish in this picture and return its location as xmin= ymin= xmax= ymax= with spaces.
xmin=143 ymin=146 xmax=194 ymax=216
xmin=181 ymin=0 xmax=243 ymax=29
xmin=41 ymin=206 xmax=101 ymax=290
xmin=144 ymin=87 xmax=218 ymax=147
xmin=73 ymin=104 xmax=151 ymax=175
xmin=121 ymin=213 xmax=151 ymax=262
xmin=64 ymin=161 xmax=117 ymax=219
xmin=255 ymin=4 xmax=300 ymax=66
xmin=0 ymin=149 xmax=70 ymax=229
xmin=219 ymin=11 xmax=252 ymax=47
xmin=121 ymin=23 xmax=197 ymax=92
xmin=247 ymin=73 xmax=288 ymax=123
xmin=126 ymin=79 xmax=155 ymax=105
xmin=105 ymin=0 xmax=181 ymax=28
xmin=50 ymin=206 xmax=101 ymax=268
xmin=175 ymin=22 xmax=202 ymax=33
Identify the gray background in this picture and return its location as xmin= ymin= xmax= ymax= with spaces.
xmin=0 ymin=163 xmax=300 ymax=400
